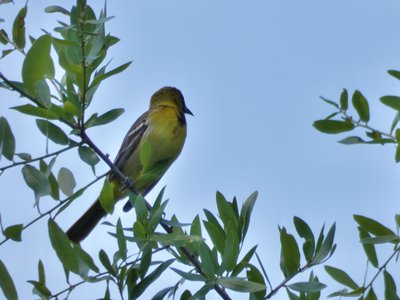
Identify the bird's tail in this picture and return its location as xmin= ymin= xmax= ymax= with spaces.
xmin=66 ymin=200 xmax=106 ymax=243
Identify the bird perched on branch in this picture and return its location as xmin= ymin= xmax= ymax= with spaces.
xmin=67 ymin=86 xmax=192 ymax=243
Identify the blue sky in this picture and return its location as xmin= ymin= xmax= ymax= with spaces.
xmin=1 ymin=1 xmax=400 ymax=299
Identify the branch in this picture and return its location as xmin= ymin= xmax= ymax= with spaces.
xmin=341 ymin=111 xmax=396 ymax=141
xmin=79 ymin=130 xmax=231 ymax=300
xmin=265 ymin=263 xmax=312 ymax=299
xmin=0 ymin=173 xmax=106 ymax=246
xmin=0 ymin=72 xmax=75 ymax=129
xmin=364 ymin=244 xmax=400 ymax=292
xmin=0 ymin=72 xmax=38 ymax=104
xmin=0 ymin=143 xmax=81 ymax=173
xmin=78 ymin=1 xmax=88 ymax=127
xmin=49 ymin=245 xmax=170 ymax=300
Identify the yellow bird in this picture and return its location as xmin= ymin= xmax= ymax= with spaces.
xmin=67 ymin=87 xmax=192 ymax=243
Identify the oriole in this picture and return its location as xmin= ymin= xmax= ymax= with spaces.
xmin=67 ymin=87 xmax=192 ymax=243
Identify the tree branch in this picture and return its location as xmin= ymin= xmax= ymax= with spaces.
xmin=0 ymin=143 xmax=81 ymax=173
xmin=0 ymin=173 xmax=106 ymax=246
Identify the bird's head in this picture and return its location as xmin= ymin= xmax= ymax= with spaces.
xmin=150 ymin=86 xmax=193 ymax=116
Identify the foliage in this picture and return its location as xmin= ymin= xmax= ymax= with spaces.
xmin=0 ymin=1 xmax=397 ymax=299
xmin=315 ymin=83 xmax=400 ymax=298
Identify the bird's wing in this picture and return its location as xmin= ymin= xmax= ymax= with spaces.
xmin=109 ymin=111 xmax=149 ymax=181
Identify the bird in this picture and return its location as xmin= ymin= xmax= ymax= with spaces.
xmin=66 ymin=87 xmax=193 ymax=243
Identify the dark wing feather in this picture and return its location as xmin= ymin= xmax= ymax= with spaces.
xmin=109 ymin=111 xmax=148 ymax=181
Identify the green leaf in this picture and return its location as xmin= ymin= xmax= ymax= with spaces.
xmin=0 ymin=29 xmax=8 ymax=44
xmin=395 ymin=145 xmax=400 ymax=163
xmin=365 ymin=287 xmax=377 ymax=300
xmin=390 ymin=112 xmax=400 ymax=134
xmin=216 ymin=277 xmax=266 ymax=293
xmin=203 ymin=211 xmax=225 ymax=254
xmin=12 ymin=6 xmax=27 ymax=49
xmin=313 ymin=120 xmax=355 ymax=134
xmin=199 ymin=242 xmax=217 ymax=277
xmin=191 ymin=284 xmax=213 ymax=299
xmin=99 ymin=179 xmax=114 ymax=214
xmin=353 ymin=215 xmax=396 ymax=237
xmin=247 ymin=264 xmax=266 ymax=300
xmin=4 ymin=224 xmax=23 ymax=242
xmin=239 ymin=191 xmax=257 ymax=242
xmin=396 ymin=214 xmax=400 ymax=231
xmin=38 ymin=260 xmax=45 ymax=284
xmin=48 ymin=219 xmax=79 ymax=274
xmin=170 ymin=268 xmax=206 ymax=282
xmin=279 ymin=227 xmax=300 ymax=277
xmin=319 ymin=96 xmax=339 ymax=108
xmin=84 ymin=108 xmax=125 ymax=129
xmin=231 ymin=245 xmax=258 ymax=277
xmin=287 ymin=281 xmax=326 ymax=293
xmin=220 ymin=222 xmax=240 ymax=273
xmin=352 ymin=90 xmax=370 ymax=123
xmin=11 ymin=104 xmax=59 ymax=119
xmin=286 ymin=288 xmax=300 ymax=300
xmin=340 ymin=89 xmax=348 ymax=111
xmin=27 ymin=280 xmax=51 ymax=298
xmin=73 ymin=243 xmax=99 ymax=276
xmin=22 ymin=165 xmax=51 ymax=198
xmin=0 ymin=259 xmax=18 ymax=300
xmin=313 ymin=223 xmax=336 ymax=264
xmin=358 ymin=227 xmax=378 ymax=268
xmin=131 ymin=259 xmax=174 ymax=299
xmin=324 ymin=266 xmax=358 ymax=289
xmin=293 ymin=216 xmax=315 ymax=261
xmin=15 ymin=152 xmax=31 ymax=161
xmin=134 ymin=194 xmax=148 ymax=222
xmin=216 ymin=191 xmax=238 ymax=229
xmin=57 ymin=167 xmax=76 ymax=197
xmin=89 ymin=62 xmax=131 ymax=90
xmin=35 ymin=119 xmax=69 ymax=145
xmin=39 ymin=159 xmax=59 ymax=201
xmin=380 ymin=96 xmax=400 ymax=112
xmin=78 ymin=146 xmax=100 ymax=166
xmin=360 ymin=235 xmax=400 ymax=244
xmin=383 ymin=270 xmax=399 ymax=300
xmin=151 ymin=231 xmax=203 ymax=247
xmin=139 ymin=245 xmax=152 ymax=279
xmin=151 ymin=286 xmax=175 ymax=300
xmin=98 ymin=249 xmax=116 ymax=276
xmin=190 ymin=215 xmax=202 ymax=237
xmin=338 ymin=136 xmax=365 ymax=145
xmin=116 ymin=219 xmax=127 ymax=260
xmin=34 ymin=80 xmax=51 ymax=107
xmin=44 ymin=5 xmax=70 ymax=15
xmin=75 ymin=245 xmax=99 ymax=274
xmin=1 ymin=49 xmax=13 ymax=58
xmin=0 ymin=116 xmax=15 ymax=161
xmin=22 ymin=35 xmax=54 ymax=96
xmin=388 ymin=70 xmax=400 ymax=80
xmin=149 ymin=200 xmax=168 ymax=229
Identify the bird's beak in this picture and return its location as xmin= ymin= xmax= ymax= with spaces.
xmin=184 ymin=106 xmax=194 ymax=116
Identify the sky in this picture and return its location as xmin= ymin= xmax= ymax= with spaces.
xmin=1 ymin=1 xmax=400 ymax=299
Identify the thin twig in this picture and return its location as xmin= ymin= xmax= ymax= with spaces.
xmin=364 ymin=245 xmax=400 ymax=292
xmin=265 ymin=264 xmax=311 ymax=299
xmin=342 ymin=111 xmax=396 ymax=141
xmin=0 ymin=72 xmax=75 ymax=129
xmin=49 ymin=245 xmax=170 ymax=299
xmin=0 ymin=173 xmax=106 ymax=246
xmin=0 ymin=143 xmax=81 ymax=173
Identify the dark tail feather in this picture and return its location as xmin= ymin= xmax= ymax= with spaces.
xmin=66 ymin=200 xmax=106 ymax=243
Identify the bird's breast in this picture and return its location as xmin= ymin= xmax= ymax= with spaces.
xmin=145 ymin=107 xmax=187 ymax=163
